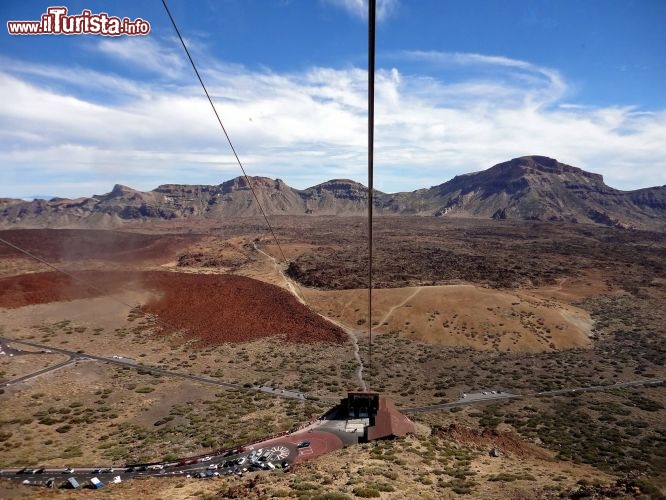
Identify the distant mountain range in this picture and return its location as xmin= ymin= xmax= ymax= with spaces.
xmin=1 ymin=156 xmax=665 ymax=229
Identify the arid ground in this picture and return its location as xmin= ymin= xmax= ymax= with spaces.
xmin=0 ymin=217 xmax=664 ymax=498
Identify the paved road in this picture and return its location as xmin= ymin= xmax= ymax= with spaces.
xmin=402 ymin=378 xmax=665 ymax=413
xmin=535 ymin=377 xmax=665 ymax=397
xmin=0 ymin=443 xmax=296 ymax=488
xmin=0 ymin=358 xmax=80 ymax=388
xmin=403 ymin=393 xmax=522 ymax=413
xmin=0 ymin=339 xmax=42 ymax=357
xmin=0 ymin=336 xmax=330 ymax=406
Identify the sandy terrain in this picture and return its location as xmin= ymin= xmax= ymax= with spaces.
xmin=305 ymin=284 xmax=593 ymax=352
xmin=0 ymin=352 xmax=70 ymax=382
xmin=0 ymin=271 xmax=346 ymax=344
xmin=0 ymin=229 xmax=196 ymax=265
xmin=0 ymin=218 xmax=663 ymax=497
xmin=0 ymin=423 xmax=616 ymax=500
xmin=0 ymin=360 xmax=319 ymax=468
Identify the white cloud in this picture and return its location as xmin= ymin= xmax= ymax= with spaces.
xmin=398 ymin=50 xmax=567 ymax=105
xmin=324 ymin=0 xmax=400 ymax=22
xmin=95 ymin=37 xmax=185 ymax=79
xmin=1 ymin=46 xmax=665 ymax=199
xmin=0 ymin=56 xmax=151 ymax=98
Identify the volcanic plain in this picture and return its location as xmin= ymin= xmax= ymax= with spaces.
xmin=0 ymin=216 xmax=664 ymax=498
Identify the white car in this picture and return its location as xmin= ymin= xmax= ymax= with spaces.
xmin=207 ymin=464 xmax=218 ymax=470
xmin=200 ymin=456 xmax=212 ymax=462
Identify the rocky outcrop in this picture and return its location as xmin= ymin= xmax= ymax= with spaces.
xmin=1 ymin=156 xmax=664 ymax=229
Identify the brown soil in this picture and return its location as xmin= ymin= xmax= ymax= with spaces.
xmin=305 ymin=284 xmax=592 ymax=352
xmin=0 ymin=229 xmax=197 ymax=264
xmin=0 ymin=271 xmax=138 ymax=308
xmin=139 ymin=272 xmax=346 ymax=344
xmin=434 ymin=423 xmax=551 ymax=460
xmin=275 ymin=216 xmax=666 ymax=294
xmin=0 ymin=270 xmax=345 ymax=344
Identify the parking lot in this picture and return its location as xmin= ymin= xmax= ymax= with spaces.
xmin=0 ymin=439 xmax=303 ymax=489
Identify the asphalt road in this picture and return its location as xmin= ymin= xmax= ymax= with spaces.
xmin=0 ymin=358 xmax=79 ymax=388
xmin=0 ymin=336 xmax=328 ymax=405
xmin=403 ymin=393 xmax=522 ymax=413
xmin=402 ymin=378 xmax=665 ymax=413
xmin=0 ymin=443 xmax=297 ymax=488
xmin=2 ymin=335 xmax=663 ymax=489
xmin=535 ymin=377 xmax=666 ymax=397
xmin=0 ymin=338 xmax=40 ymax=356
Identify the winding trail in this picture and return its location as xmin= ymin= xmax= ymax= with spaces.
xmin=329 ymin=318 xmax=367 ymax=391
xmin=377 ymin=286 xmax=423 ymax=329
xmin=253 ymin=242 xmax=305 ymax=304
xmin=252 ymin=242 xmax=367 ymax=391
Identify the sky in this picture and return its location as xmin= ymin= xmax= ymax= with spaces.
xmin=1 ymin=0 xmax=665 ymax=199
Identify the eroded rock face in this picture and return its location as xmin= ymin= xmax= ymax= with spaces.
xmin=2 ymin=156 xmax=664 ymax=228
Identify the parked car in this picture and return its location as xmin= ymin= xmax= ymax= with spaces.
xmin=207 ymin=464 xmax=218 ymax=470
xmin=297 ymin=440 xmax=310 ymax=448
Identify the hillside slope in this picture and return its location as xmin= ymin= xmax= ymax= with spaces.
xmin=2 ymin=156 xmax=664 ymax=229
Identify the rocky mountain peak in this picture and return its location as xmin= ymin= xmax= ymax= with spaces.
xmin=221 ymin=176 xmax=289 ymax=193
xmin=109 ymin=184 xmax=137 ymax=197
xmin=494 ymin=156 xmax=604 ymax=183
xmin=1 ymin=156 xmax=664 ymax=229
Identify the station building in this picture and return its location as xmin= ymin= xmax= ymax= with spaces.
xmin=340 ymin=391 xmax=415 ymax=442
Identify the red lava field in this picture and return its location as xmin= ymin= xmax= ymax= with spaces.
xmin=140 ymin=272 xmax=346 ymax=344
xmin=0 ymin=270 xmax=345 ymax=344
xmin=0 ymin=270 xmax=132 ymax=308
xmin=0 ymin=229 xmax=196 ymax=263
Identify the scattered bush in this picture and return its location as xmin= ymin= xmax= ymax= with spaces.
xmin=352 ymin=487 xmax=380 ymax=498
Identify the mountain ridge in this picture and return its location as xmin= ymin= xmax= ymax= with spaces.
xmin=2 ymin=156 xmax=665 ymax=229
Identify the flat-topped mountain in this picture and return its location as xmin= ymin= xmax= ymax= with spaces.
xmin=392 ymin=155 xmax=666 ymax=227
xmin=1 ymin=156 xmax=664 ymax=229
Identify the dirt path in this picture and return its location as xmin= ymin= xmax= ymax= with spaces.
xmin=253 ymin=243 xmax=367 ymax=390
xmin=377 ymin=286 xmax=422 ymax=327
xmin=253 ymin=242 xmax=305 ymax=304
xmin=326 ymin=317 xmax=367 ymax=392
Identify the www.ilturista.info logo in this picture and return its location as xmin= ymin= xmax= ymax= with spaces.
xmin=7 ymin=6 xmax=151 ymax=36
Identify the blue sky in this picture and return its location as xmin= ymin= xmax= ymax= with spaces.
xmin=1 ymin=0 xmax=665 ymax=199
